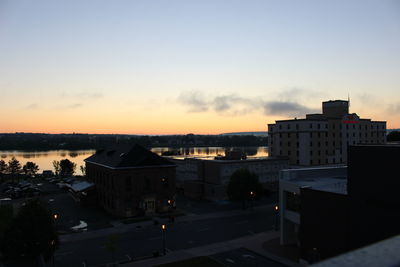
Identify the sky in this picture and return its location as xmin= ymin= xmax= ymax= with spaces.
xmin=1 ymin=0 xmax=399 ymax=134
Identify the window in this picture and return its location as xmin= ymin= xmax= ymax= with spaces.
xmin=310 ymin=123 xmax=313 ymax=129
xmin=296 ymin=124 xmax=299 ymax=130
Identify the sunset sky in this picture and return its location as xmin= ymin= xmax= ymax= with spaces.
xmin=1 ymin=0 xmax=399 ymax=134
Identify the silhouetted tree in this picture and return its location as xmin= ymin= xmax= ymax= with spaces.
xmin=80 ymin=165 xmax=86 ymax=176
xmin=0 ymin=199 xmax=59 ymax=263
xmin=387 ymin=131 xmax=400 ymax=142
xmin=227 ymin=169 xmax=263 ymax=209
xmin=0 ymin=160 xmax=7 ymax=176
xmin=23 ymin=161 xmax=40 ymax=177
xmin=59 ymin=159 xmax=76 ymax=176
xmin=7 ymin=157 xmax=21 ymax=181
xmin=52 ymin=160 xmax=61 ymax=176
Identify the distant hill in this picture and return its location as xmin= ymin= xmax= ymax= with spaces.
xmin=220 ymin=131 xmax=268 ymax=136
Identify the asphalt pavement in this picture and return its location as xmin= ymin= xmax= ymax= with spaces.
xmin=210 ymin=248 xmax=287 ymax=267
xmin=50 ymin=208 xmax=276 ymax=267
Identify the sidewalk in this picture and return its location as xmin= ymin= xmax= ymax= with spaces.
xmin=60 ymin=203 xmax=277 ymax=243
xmin=123 ymin=231 xmax=300 ymax=267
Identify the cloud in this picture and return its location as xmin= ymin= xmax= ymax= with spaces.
xmin=178 ymin=90 xmax=317 ymax=117
xmin=388 ymin=103 xmax=400 ymax=113
xmin=263 ymin=101 xmax=318 ymax=117
xmin=178 ymin=91 xmax=209 ymax=112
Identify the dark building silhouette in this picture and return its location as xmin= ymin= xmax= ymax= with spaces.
xmin=281 ymin=145 xmax=400 ymax=263
xmin=347 ymin=145 xmax=400 ymax=249
xmin=85 ymin=144 xmax=176 ymax=217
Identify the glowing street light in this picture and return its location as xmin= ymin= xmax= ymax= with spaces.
xmin=161 ymin=224 xmax=167 ymax=255
xmin=274 ymin=205 xmax=279 ymax=230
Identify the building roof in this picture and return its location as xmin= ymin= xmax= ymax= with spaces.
xmin=280 ymin=166 xmax=347 ymax=195
xmin=84 ymin=144 xmax=175 ymax=169
xmin=70 ymin=181 xmax=94 ymax=192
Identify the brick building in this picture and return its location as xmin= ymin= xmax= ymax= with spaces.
xmin=85 ymin=144 xmax=176 ymax=217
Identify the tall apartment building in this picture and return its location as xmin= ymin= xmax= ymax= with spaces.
xmin=268 ymin=100 xmax=386 ymax=165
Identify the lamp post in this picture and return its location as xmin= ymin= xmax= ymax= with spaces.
xmin=53 ymin=213 xmax=59 ymax=230
xmin=274 ymin=205 xmax=279 ymax=231
xmin=51 ymin=239 xmax=56 ymax=267
xmin=161 ymin=224 xmax=166 ymax=255
xmin=250 ymin=191 xmax=255 ymax=208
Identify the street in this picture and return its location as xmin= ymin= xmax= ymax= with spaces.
xmin=51 ymin=208 xmax=276 ymax=267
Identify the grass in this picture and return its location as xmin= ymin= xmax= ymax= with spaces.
xmin=154 ymin=256 xmax=224 ymax=267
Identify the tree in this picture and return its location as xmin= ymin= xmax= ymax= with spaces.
xmin=59 ymin=159 xmax=76 ymax=176
xmin=0 ymin=160 xmax=7 ymax=177
xmin=387 ymin=131 xmax=400 ymax=142
xmin=22 ymin=161 xmax=40 ymax=177
xmin=80 ymin=165 xmax=86 ymax=176
xmin=53 ymin=160 xmax=61 ymax=176
xmin=0 ymin=199 xmax=59 ymax=263
xmin=7 ymin=157 xmax=21 ymax=180
xmin=227 ymin=169 xmax=263 ymax=209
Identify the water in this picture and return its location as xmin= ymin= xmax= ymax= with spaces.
xmin=0 ymin=146 xmax=268 ymax=175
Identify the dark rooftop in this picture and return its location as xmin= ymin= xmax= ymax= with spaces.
xmin=84 ymin=144 xmax=174 ymax=168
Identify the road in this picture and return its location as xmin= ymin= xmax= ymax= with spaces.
xmin=51 ymin=208 xmax=276 ymax=267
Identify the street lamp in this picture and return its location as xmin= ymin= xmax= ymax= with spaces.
xmin=250 ymin=191 xmax=254 ymax=208
xmin=274 ymin=205 xmax=279 ymax=231
xmin=161 ymin=224 xmax=166 ymax=255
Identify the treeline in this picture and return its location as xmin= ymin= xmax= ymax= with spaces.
xmin=387 ymin=131 xmax=400 ymax=142
xmin=0 ymin=133 xmax=268 ymax=150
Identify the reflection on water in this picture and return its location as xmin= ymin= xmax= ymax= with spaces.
xmin=151 ymin=146 xmax=268 ymax=158
xmin=0 ymin=150 xmax=95 ymax=175
xmin=0 ymin=147 xmax=268 ymax=175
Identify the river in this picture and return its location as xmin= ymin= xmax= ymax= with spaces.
xmin=0 ymin=146 xmax=268 ymax=175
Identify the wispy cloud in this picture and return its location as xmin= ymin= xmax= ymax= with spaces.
xmin=178 ymin=90 xmax=209 ymax=112
xmin=178 ymin=89 xmax=318 ymax=117
xmin=388 ymin=103 xmax=400 ymax=113
xmin=263 ymin=101 xmax=318 ymax=117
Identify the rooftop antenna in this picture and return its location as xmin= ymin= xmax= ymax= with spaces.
xmin=348 ymin=93 xmax=350 ymax=112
